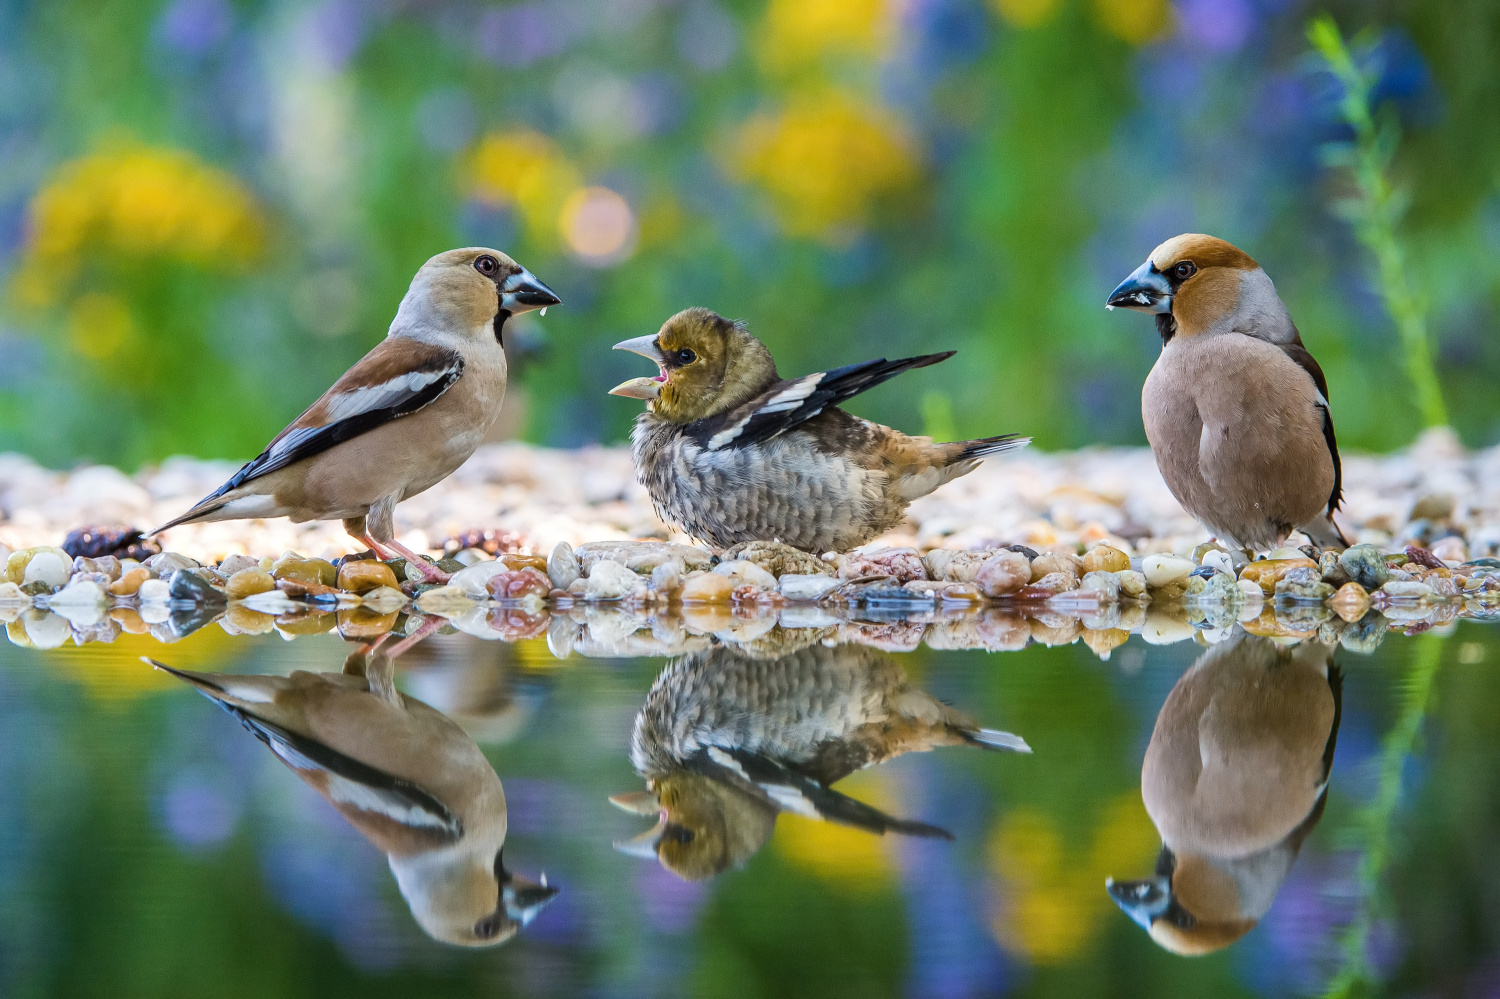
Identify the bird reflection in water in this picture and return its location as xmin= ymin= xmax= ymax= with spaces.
xmin=149 ymin=640 xmax=557 ymax=947
xmin=1107 ymin=632 xmax=1341 ymax=954
xmin=611 ymin=632 xmax=1031 ymax=881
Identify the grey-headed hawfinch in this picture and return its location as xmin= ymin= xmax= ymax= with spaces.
xmin=609 ymin=307 xmax=1028 ymax=553
xmin=1107 ymin=234 xmax=1347 ymax=552
xmin=153 ymin=248 xmax=559 ymax=582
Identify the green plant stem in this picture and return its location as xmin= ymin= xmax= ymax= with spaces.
xmin=1323 ymin=631 xmax=1445 ymax=998
xmin=1308 ymin=16 xmax=1449 ymax=429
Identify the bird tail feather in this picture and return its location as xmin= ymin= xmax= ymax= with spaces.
xmin=954 ymin=434 xmax=1030 ymax=461
xmin=1302 ymin=513 xmax=1349 ymax=549
xmin=962 ymin=727 xmax=1032 ymax=753
xmin=148 ymin=499 xmax=227 ymax=537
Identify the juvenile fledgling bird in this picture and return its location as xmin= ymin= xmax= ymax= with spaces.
xmin=1106 ymin=633 xmax=1341 ymax=955
xmin=150 ymin=650 xmax=558 ymax=947
xmin=609 ymin=640 xmax=1030 ymax=881
xmin=609 ymin=308 xmax=1028 ymax=553
xmin=153 ymin=248 xmax=560 ymax=582
xmin=1107 ymin=235 xmax=1347 ymax=551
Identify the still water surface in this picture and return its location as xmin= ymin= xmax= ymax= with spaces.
xmin=0 ymin=619 xmax=1495 ymax=998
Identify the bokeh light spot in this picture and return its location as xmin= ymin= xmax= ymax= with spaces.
xmin=559 ymin=186 xmax=637 ymax=265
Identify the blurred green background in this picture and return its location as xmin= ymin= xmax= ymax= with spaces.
xmin=1 ymin=0 xmax=1497 ymax=469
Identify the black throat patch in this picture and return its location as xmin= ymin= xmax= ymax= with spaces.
xmin=492 ymin=309 xmax=510 ymax=346
xmin=1155 ymin=312 xmax=1177 ymax=345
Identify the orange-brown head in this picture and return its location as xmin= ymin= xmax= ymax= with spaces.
xmin=1106 ymin=234 xmax=1261 ymax=343
xmin=608 ymin=307 xmax=779 ymax=424
xmin=395 ymin=247 xmax=560 ymax=346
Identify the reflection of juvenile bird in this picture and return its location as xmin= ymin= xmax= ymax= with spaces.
xmin=150 ymin=653 xmax=557 ymax=946
xmin=153 ymin=248 xmax=559 ymax=582
xmin=1106 ymin=633 xmax=1341 ymax=954
xmin=609 ymin=308 xmax=1027 ymax=552
xmin=1107 ymin=235 xmax=1346 ymax=551
xmin=610 ymin=642 xmax=1030 ymax=881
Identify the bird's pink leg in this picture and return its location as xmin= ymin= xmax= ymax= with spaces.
xmin=382 ymin=538 xmax=451 ymax=584
xmin=383 ymin=614 xmax=444 ymax=658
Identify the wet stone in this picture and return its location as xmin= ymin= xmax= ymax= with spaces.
xmin=976 ymin=550 xmax=1030 ymax=597
xmin=840 ymin=547 xmax=928 ymax=583
xmin=1339 ymin=545 xmax=1391 ymax=590
xmin=681 ymin=572 xmax=735 ymax=604
xmin=226 ymin=569 xmax=276 ymax=600
xmin=778 ymin=574 xmax=841 ymax=601
xmin=1142 ymin=554 xmax=1194 ymax=589
xmin=487 ymin=568 xmax=552 ymax=603
xmin=147 ymin=552 xmax=201 ymax=576
xmin=1080 ymin=544 xmax=1130 ymax=575
xmin=337 ymin=560 xmax=400 ymax=595
xmin=583 ymin=560 xmax=649 ymax=601
xmin=1381 ymin=580 xmax=1435 ymax=601
xmin=169 ymin=569 xmax=227 ymax=604
xmin=548 ymin=542 xmax=582 ymax=590
xmin=1275 ymin=567 xmax=1335 ymax=602
xmin=722 ymin=541 xmax=832 ymax=578
xmin=714 ymin=560 xmax=777 ymax=590
xmin=923 ymin=549 xmax=992 ymax=584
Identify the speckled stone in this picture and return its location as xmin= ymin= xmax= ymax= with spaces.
xmin=1030 ymin=552 xmax=1082 ymax=583
xmin=1274 ymin=566 xmax=1335 ymax=601
xmin=583 ymin=559 xmax=649 ymax=601
xmin=923 ymin=549 xmax=992 ymax=584
xmin=840 ymin=548 xmax=927 ymax=583
xmin=976 ymin=550 xmax=1031 ymax=597
xmin=1239 ymin=558 xmax=1318 ymax=595
xmin=1338 ymin=545 xmax=1391 ymax=590
xmin=714 ymin=559 xmax=777 ymax=590
xmin=722 ymin=541 xmax=833 ymax=578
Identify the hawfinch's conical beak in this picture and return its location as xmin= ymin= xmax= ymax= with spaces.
xmin=612 ymin=334 xmax=666 ymax=363
xmin=1105 ymin=874 xmax=1172 ymax=932
xmin=609 ymin=791 xmax=663 ymax=815
xmin=1107 ymin=259 xmax=1173 ymax=314
xmin=500 ymin=268 xmax=562 ymax=313
xmin=609 ymin=376 xmax=662 ymax=399
xmin=613 ymin=813 xmax=669 ymax=859
xmin=501 ymin=871 xmax=560 ymax=926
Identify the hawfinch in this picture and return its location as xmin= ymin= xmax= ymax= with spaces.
xmin=1107 ymin=235 xmax=1347 ymax=551
xmin=1106 ymin=633 xmax=1341 ymax=955
xmin=609 ymin=640 xmax=1029 ymax=881
xmin=609 ymin=308 xmax=1028 ymax=553
xmin=150 ymin=652 xmax=557 ymax=946
xmin=153 ymin=248 xmax=559 ymax=581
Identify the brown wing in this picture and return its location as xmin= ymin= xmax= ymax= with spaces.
xmin=200 ymin=338 xmax=464 ymax=503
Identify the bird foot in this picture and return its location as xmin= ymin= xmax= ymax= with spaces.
xmin=381 ymin=539 xmax=451 ymax=584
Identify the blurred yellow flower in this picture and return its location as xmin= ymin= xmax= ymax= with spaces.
xmin=774 ymin=771 xmax=898 ymax=889
xmin=67 ymin=292 xmax=136 ymax=361
xmin=469 ymin=131 xmax=583 ymax=245
xmin=46 ymin=630 xmax=235 ymax=704
xmin=13 ymin=143 xmax=264 ymax=308
xmin=1093 ymin=0 xmax=1171 ymax=45
xmin=758 ymin=0 xmax=894 ymax=72
xmin=731 ymin=90 xmax=920 ymax=240
xmin=992 ymin=0 xmax=1064 ymax=28
xmin=989 ymin=794 xmax=1158 ymax=963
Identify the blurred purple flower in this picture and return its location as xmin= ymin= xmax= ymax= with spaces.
xmin=160 ymin=769 xmax=242 ymax=849
xmin=1175 ymin=0 xmax=1256 ymax=54
xmin=477 ymin=2 xmax=582 ymax=67
xmin=676 ymin=3 xmax=739 ymax=72
xmin=301 ymin=0 xmax=379 ymax=71
xmin=636 ymin=861 xmax=707 ymax=935
xmin=155 ymin=0 xmax=234 ymax=57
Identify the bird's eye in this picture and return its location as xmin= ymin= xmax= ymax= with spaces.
xmin=663 ymin=825 xmax=696 ymax=844
xmin=1173 ymin=261 xmax=1197 ymax=280
xmin=473 ymin=914 xmax=502 ymax=939
xmin=474 ymin=254 xmax=499 ymax=276
xmin=675 ymin=348 xmax=697 ymax=365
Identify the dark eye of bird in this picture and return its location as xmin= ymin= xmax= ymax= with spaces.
xmin=474 ymin=914 xmax=501 ymax=938
xmin=676 ymin=348 xmax=696 ymax=365
xmin=474 ymin=254 xmax=499 ymax=276
xmin=663 ymin=825 xmax=696 ymax=844
xmin=1174 ymin=261 xmax=1197 ymax=279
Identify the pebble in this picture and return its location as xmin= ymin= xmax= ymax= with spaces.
xmin=226 ymin=568 xmax=277 ymax=599
xmin=1381 ymin=580 xmax=1435 ymax=601
xmin=22 ymin=551 xmax=71 ymax=589
xmin=1141 ymin=554 xmax=1194 ymax=589
xmin=1142 ymin=609 xmax=1197 ymax=645
xmin=217 ymin=554 xmax=260 ymax=575
xmin=1077 ymin=570 xmax=1121 ymax=600
xmin=272 ymin=557 xmax=338 ymax=587
xmin=548 ymin=542 xmax=582 ymax=590
xmin=576 ymin=541 xmax=711 ymax=576
xmin=1082 ymin=627 xmax=1130 ymax=660
xmin=170 ymin=569 xmax=226 ymax=603
xmin=840 ymin=547 xmax=928 ymax=582
xmin=360 ymin=586 xmax=409 ymax=614
xmin=137 ymin=578 xmax=171 ymax=604
xmin=1274 ymin=567 xmax=1334 ymax=601
xmin=1266 ymin=546 xmax=1307 ymax=561
xmin=1030 ymin=552 xmax=1082 ymax=583
xmin=413 ymin=585 xmax=478 ymax=616
xmin=451 ymin=548 xmax=489 ymax=567
xmin=224 ymin=604 xmax=278 ymax=634
xmin=146 ymin=552 xmax=200 ymax=576
xmin=1239 ymin=558 xmax=1318 ymax=595
xmin=48 ymin=579 xmax=107 ymax=608
xmin=108 ymin=568 xmax=151 ymax=597
xmin=447 ymin=559 xmax=510 ymax=598
xmin=584 ymin=559 xmax=649 ymax=601
xmin=1201 ymin=550 xmax=1235 ymax=576
xmin=1339 ymin=545 xmax=1391 ymax=590
xmin=778 ymin=573 xmax=842 ymax=601
xmin=976 ymin=550 xmax=1031 ymax=597
xmin=487 ymin=568 xmax=552 ymax=603
xmin=649 ymin=562 xmax=682 ymax=595
xmin=336 ymin=560 xmax=400 ymax=595
xmin=0 ymin=582 xmax=25 ymax=603
xmin=923 ymin=549 xmax=992 ymax=583
xmin=680 ymin=571 xmax=735 ymax=604
xmin=73 ymin=556 xmax=122 ymax=581
xmin=723 ymin=541 xmax=832 ymax=578
xmin=713 ymin=560 xmax=777 ymax=590
xmin=1188 ymin=572 xmax=1242 ymax=605
xmin=1430 ymin=536 xmax=1468 ymax=563
xmin=1115 ymin=569 xmax=1148 ymax=598
xmin=1081 ymin=544 xmax=1130 ymax=575
xmin=1028 ymin=571 xmax=1078 ymax=595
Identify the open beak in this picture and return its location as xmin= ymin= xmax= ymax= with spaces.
xmin=613 ymin=812 xmax=669 ymax=860
xmin=609 ymin=334 xmax=669 ymax=399
xmin=500 ymin=268 xmax=562 ymax=315
xmin=1106 ymin=259 xmax=1173 ymax=314
xmin=496 ymin=853 xmax=560 ymax=927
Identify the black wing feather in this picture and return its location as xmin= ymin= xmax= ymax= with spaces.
xmin=1281 ymin=342 xmax=1342 ymax=515
xmin=690 ymin=351 xmax=956 ymax=451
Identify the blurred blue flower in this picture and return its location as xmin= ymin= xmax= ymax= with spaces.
xmin=0 ymin=333 xmax=42 ymax=390
xmin=159 ymin=768 xmax=242 ymax=849
xmin=415 ymin=87 xmax=477 ymax=153
xmin=1175 ymin=0 xmax=1258 ymax=55
xmin=676 ymin=3 xmax=739 ymax=72
xmin=155 ymin=0 xmax=234 ymax=58
xmin=636 ymin=861 xmax=707 ymax=935
xmin=477 ymin=2 xmax=584 ymax=67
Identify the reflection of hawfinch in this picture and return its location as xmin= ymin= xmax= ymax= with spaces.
xmin=153 ymin=248 xmax=559 ymax=582
xmin=609 ymin=307 xmax=1027 ymax=552
xmin=1107 ymin=235 xmax=1347 ymax=551
xmin=610 ymin=640 xmax=1029 ymax=881
xmin=152 ymin=653 xmax=557 ymax=946
xmin=1106 ymin=633 xmax=1341 ymax=954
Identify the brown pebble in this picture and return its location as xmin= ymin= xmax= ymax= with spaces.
xmin=976 ymin=550 xmax=1031 ymax=597
xmin=108 ymin=567 xmax=150 ymax=597
xmin=273 ymin=557 xmax=338 ymax=587
xmin=1080 ymin=544 xmax=1130 ymax=575
xmin=224 ymin=604 xmax=277 ymax=634
xmin=1082 ymin=627 xmax=1130 ymax=659
xmin=1238 ymin=558 xmax=1318 ymax=595
xmin=108 ymin=606 xmax=148 ymax=633
xmin=488 ymin=567 xmax=552 ymax=602
xmin=226 ymin=568 xmax=277 ymax=600
xmin=337 ymin=607 xmax=400 ymax=639
xmin=275 ymin=612 xmax=337 ymax=636
xmin=681 ymin=572 xmax=735 ymax=604
xmin=1329 ymin=581 xmax=1371 ymax=622
xmin=276 ymin=578 xmax=340 ymax=599
xmin=336 ymin=560 xmax=399 ymax=595
xmin=1030 ymin=552 xmax=1082 ymax=583
xmin=499 ymin=553 xmax=550 ymax=574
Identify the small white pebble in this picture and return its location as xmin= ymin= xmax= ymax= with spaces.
xmin=1142 ymin=554 xmax=1194 ymax=588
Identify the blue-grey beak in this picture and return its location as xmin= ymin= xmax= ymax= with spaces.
xmin=1107 ymin=259 xmax=1173 ymax=314
xmin=1105 ymin=875 xmax=1172 ymax=932
xmin=500 ymin=268 xmax=562 ymax=314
